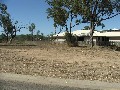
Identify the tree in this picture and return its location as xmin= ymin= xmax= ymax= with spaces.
xmin=46 ymin=0 xmax=68 ymax=30
xmin=46 ymin=0 xmax=120 ymax=47
xmin=53 ymin=23 xmax=57 ymax=34
xmin=46 ymin=0 xmax=80 ymax=43
xmin=0 ymin=3 xmax=9 ymax=42
xmin=36 ymin=30 xmax=40 ymax=35
xmin=0 ymin=3 xmax=8 ymax=25
xmin=83 ymin=26 xmax=90 ymax=30
xmin=72 ymin=0 xmax=120 ymax=47
xmin=0 ymin=3 xmax=25 ymax=43
xmin=28 ymin=23 xmax=35 ymax=41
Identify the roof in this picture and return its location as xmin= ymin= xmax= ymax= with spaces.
xmin=53 ymin=30 xmax=90 ymax=37
xmin=53 ymin=29 xmax=120 ymax=37
xmin=72 ymin=30 xmax=90 ymax=36
xmin=53 ymin=32 xmax=66 ymax=37
xmin=94 ymin=30 xmax=120 ymax=37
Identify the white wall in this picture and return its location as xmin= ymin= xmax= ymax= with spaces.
xmin=84 ymin=37 xmax=96 ymax=42
xmin=55 ymin=39 xmax=65 ymax=42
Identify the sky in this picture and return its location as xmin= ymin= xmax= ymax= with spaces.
xmin=0 ymin=0 xmax=120 ymax=35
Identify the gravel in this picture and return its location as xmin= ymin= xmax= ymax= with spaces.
xmin=0 ymin=46 xmax=120 ymax=83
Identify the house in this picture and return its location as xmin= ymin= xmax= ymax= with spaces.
xmin=53 ymin=32 xmax=66 ymax=43
xmin=94 ymin=29 xmax=120 ymax=46
xmin=53 ymin=29 xmax=120 ymax=46
xmin=53 ymin=30 xmax=90 ymax=42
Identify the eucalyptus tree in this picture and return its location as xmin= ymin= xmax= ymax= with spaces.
xmin=0 ymin=3 xmax=25 ymax=43
xmin=36 ymin=30 xmax=40 ymax=35
xmin=28 ymin=23 xmax=35 ymax=41
xmin=83 ymin=26 xmax=90 ymax=30
xmin=0 ymin=3 xmax=8 ymax=41
xmin=46 ymin=0 xmax=81 ymax=44
xmin=46 ymin=0 xmax=120 ymax=47
xmin=46 ymin=0 xmax=80 ymax=34
xmin=73 ymin=0 xmax=120 ymax=47
xmin=46 ymin=0 xmax=68 ymax=33
xmin=0 ymin=3 xmax=8 ymax=27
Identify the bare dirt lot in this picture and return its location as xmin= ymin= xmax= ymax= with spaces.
xmin=0 ymin=43 xmax=120 ymax=83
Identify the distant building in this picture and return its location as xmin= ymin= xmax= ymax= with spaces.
xmin=53 ymin=29 xmax=120 ymax=46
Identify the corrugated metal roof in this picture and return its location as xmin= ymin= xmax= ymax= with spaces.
xmin=94 ymin=31 xmax=120 ymax=37
xmin=53 ymin=29 xmax=120 ymax=37
xmin=53 ymin=32 xmax=66 ymax=37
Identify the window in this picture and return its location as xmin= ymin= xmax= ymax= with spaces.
xmin=78 ymin=37 xmax=84 ymax=41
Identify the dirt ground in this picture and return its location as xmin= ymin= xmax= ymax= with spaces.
xmin=0 ymin=43 xmax=120 ymax=83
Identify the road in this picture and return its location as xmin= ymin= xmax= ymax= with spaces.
xmin=0 ymin=73 xmax=120 ymax=90
xmin=0 ymin=79 xmax=97 ymax=90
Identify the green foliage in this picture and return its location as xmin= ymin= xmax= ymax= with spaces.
xmin=28 ymin=23 xmax=35 ymax=32
xmin=36 ymin=30 xmax=40 ymax=35
xmin=14 ymin=33 xmax=49 ymax=42
xmin=0 ymin=33 xmax=6 ymax=42
xmin=46 ymin=1 xmax=69 ymax=27
xmin=65 ymin=32 xmax=78 ymax=47
xmin=71 ymin=0 xmax=120 ymax=47
xmin=46 ymin=0 xmax=80 ymax=33
xmin=0 ymin=34 xmax=2 ymax=43
xmin=0 ymin=3 xmax=25 ymax=43
xmin=46 ymin=0 xmax=120 ymax=47
xmin=83 ymin=26 xmax=90 ymax=30
xmin=28 ymin=23 xmax=36 ymax=41
xmin=73 ymin=0 xmax=120 ymax=26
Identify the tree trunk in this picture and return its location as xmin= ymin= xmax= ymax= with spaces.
xmin=69 ymin=11 xmax=73 ymax=43
xmin=32 ymin=31 xmax=33 ymax=41
xmin=55 ymin=27 xmax=56 ymax=34
xmin=70 ymin=22 xmax=72 ymax=43
xmin=70 ymin=22 xmax=72 ymax=34
xmin=8 ymin=38 xmax=12 ymax=44
xmin=90 ymin=21 xmax=94 ymax=47
xmin=65 ymin=25 xmax=68 ymax=32
xmin=6 ymin=33 xmax=9 ymax=43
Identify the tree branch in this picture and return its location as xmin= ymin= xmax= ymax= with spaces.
xmin=58 ymin=26 xmax=63 ymax=34
xmin=101 ymin=13 xmax=120 ymax=21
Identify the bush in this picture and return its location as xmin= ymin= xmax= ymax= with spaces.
xmin=0 ymin=39 xmax=2 ymax=43
xmin=64 ymin=32 xmax=78 ymax=47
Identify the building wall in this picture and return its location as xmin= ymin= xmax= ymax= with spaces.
xmin=54 ymin=38 xmax=66 ymax=44
xmin=53 ymin=36 xmax=120 ymax=46
xmin=93 ymin=37 xmax=96 ymax=42
xmin=84 ymin=37 xmax=96 ymax=42
xmin=84 ymin=37 xmax=89 ymax=41
xmin=55 ymin=39 xmax=65 ymax=42
xmin=76 ymin=37 xmax=120 ymax=42
xmin=109 ymin=37 xmax=120 ymax=42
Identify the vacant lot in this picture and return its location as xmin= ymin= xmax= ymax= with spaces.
xmin=0 ymin=43 xmax=120 ymax=83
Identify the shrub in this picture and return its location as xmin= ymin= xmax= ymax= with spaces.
xmin=64 ymin=32 xmax=78 ymax=47
xmin=0 ymin=39 xmax=2 ymax=43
